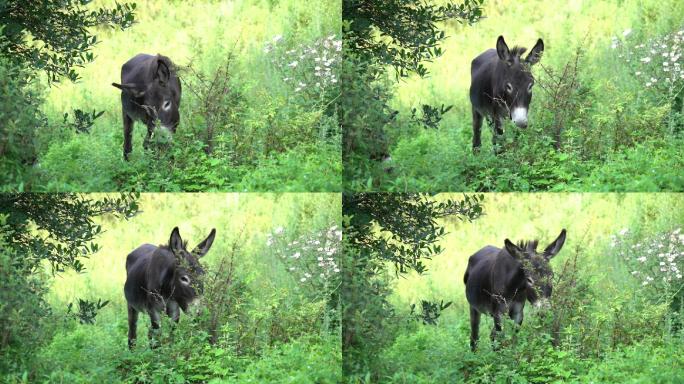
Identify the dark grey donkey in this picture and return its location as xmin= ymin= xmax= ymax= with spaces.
xmin=470 ymin=36 xmax=544 ymax=151
xmin=463 ymin=229 xmax=566 ymax=351
xmin=124 ymin=227 xmax=215 ymax=349
xmin=112 ymin=53 xmax=181 ymax=160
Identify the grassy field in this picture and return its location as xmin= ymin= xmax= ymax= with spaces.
xmin=350 ymin=0 xmax=684 ymax=191
xmin=6 ymin=0 xmax=341 ymax=192
xmin=9 ymin=193 xmax=342 ymax=383
xmin=360 ymin=193 xmax=684 ymax=382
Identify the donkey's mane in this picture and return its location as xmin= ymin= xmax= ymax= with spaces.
xmin=510 ymin=46 xmax=528 ymax=58
xmin=159 ymin=239 xmax=189 ymax=251
xmin=516 ymin=239 xmax=539 ymax=253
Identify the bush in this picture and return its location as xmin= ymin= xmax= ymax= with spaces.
xmin=233 ymin=335 xmax=341 ymax=384
xmin=35 ymin=325 xmax=123 ymax=383
xmin=0 ymin=216 xmax=51 ymax=379
xmin=0 ymin=55 xmax=46 ymax=190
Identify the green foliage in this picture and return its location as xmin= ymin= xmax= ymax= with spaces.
xmin=0 ymin=53 xmax=46 ymax=191
xmin=344 ymin=193 xmax=483 ymax=274
xmin=343 ymin=0 xmax=484 ymax=78
xmin=341 ymin=54 xmax=397 ymax=186
xmin=233 ymin=335 xmax=342 ymax=384
xmin=0 ymin=216 xmax=51 ymax=378
xmin=0 ymin=193 xmax=139 ymax=273
xmin=0 ymin=0 xmax=136 ymax=82
xmin=342 ymin=193 xmax=484 ymax=376
xmin=35 ymin=325 xmax=124 ymax=383
xmin=342 ymin=0 xmax=484 ymax=189
xmin=612 ymin=228 xmax=684 ymax=330
xmin=66 ymin=298 xmax=110 ymax=325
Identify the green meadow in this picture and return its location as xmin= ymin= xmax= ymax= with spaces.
xmin=3 ymin=193 xmax=342 ymax=383
xmin=2 ymin=0 xmax=341 ymax=192
xmin=348 ymin=0 xmax=684 ymax=191
xmin=355 ymin=193 xmax=684 ymax=382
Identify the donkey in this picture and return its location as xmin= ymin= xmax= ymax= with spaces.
xmin=112 ymin=53 xmax=182 ymax=160
xmin=463 ymin=229 xmax=566 ymax=351
xmin=124 ymin=227 xmax=215 ymax=349
xmin=470 ymin=36 xmax=544 ymax=151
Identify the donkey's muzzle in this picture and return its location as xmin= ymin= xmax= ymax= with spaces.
xmin=511 ymin=107 xmax=528 ymax=128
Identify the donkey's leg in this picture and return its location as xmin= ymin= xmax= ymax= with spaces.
xmin=490 ymin=312 xmax=503 ymax=350
xmin=148 ymin=310 xmax=161 ymax=349
xmin=492 ymin=118 xmax=504 ymax=154
xmin=469 ymin=307 xmax=481 ymax=351
xmin=472 ymin=110 xmax=483 ymax=150
xmin=143 ymin=123 xmax=154 ymax=150
xmin=123 ymin=113 xmax=134 ymax=161
xmin=165 ymin=300 xmax=181 ymax=343
xmin=166 ymin=300 xmax=180 ymax=323
xmin=509 ymin=302 xmax=524 ymax=345
xmin=509 ymin=302 xmax=524 ymax=328
xmin=127 ymin=305 xmax=138 ymax=349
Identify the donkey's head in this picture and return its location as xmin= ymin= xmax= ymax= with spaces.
xmin=167 ymin=226 xmax=216 ymax=298
xmin=112 ymin=54 xmax=181 ymax=132
xmin=495 ymin=36 xmax=544 ymax=128
xmin=504 ymin=229 xmax=566 ymax=307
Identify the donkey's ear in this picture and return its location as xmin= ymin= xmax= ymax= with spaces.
xmin=496 ymin=35 xmax=511 ymax=62
xmin=192 ymin=228 xmax=216 ymax=258
xmin=169 ymin=227 xmax=184 ymax=253
xmin=155 ymin=58 xmax=170 ymax=84
xmin=525 ymin=38 xmax=544 ymax=65
xmin=543 ymin=229 xmax=566 ymax=259
xmin=504 ymin=239 xmax=524 ymax=259
xmin=112 ymin=82 xmax=145 ymax=98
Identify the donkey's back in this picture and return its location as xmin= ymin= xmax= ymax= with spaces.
xmin=469 ymin=49 xmax=498 ymax=112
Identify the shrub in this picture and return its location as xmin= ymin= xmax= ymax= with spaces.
xmin=613 ymin=227 xmax=684 ymax=331
xmin=0 ymin=54 xmax=46 ymax=190
xmin=0 ymin=216 xmax=51 ymax=378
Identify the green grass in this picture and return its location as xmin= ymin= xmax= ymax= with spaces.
xmin=15 ymin=0 xmax=341 ymax=192
xmin=351 ymin=0 xmax=684 ymax=191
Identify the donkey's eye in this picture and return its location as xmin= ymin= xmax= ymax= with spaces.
xmin=527 ymin=83 xmax=534 ymax=92
xmin=162 ymin=100 xmax=171 ymax=110
xmin=505 ymin=83 xmax=513 ymax=93
xmin=526 ymin=276 xmax=534 ymax=285
xmin=180 ymin=275 xmax=191 ymax=285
